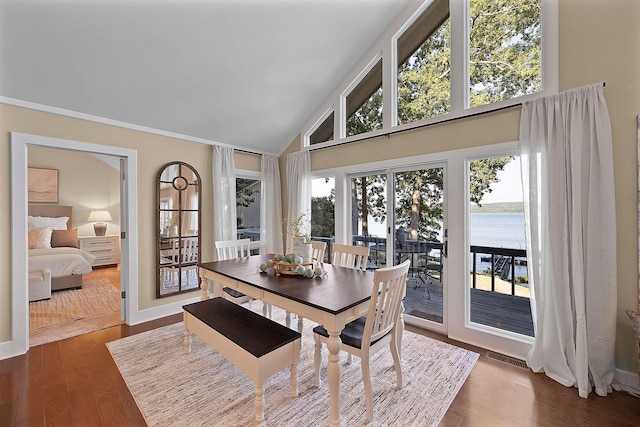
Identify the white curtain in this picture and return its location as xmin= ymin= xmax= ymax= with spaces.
xmin=260 ymin=154 xmax=284 ymax=254
xmin=519 ymin=83 xmax=616 ymax=398
xmin=285 ymin=151 xmax=311 ymax=253
xmin=212 ymin=145 xmax=237 ymax=244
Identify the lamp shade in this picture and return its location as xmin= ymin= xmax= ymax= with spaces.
xmin=87 ymin=210 xmax=113 ymax=222
xmin=88 ymin=210 xmax=112 ymax=236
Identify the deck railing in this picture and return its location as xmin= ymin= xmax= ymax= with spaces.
xmin=470 ymin=245 xmax=527 ymax=296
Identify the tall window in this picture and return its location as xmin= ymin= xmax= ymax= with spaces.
xmin=345 ymin=59 xmax=383 ymax=138
xmin=236 ymin=177 xmax=260 ymax=248
xmin=397 ymin=0 xmax=450 ymax=124
xmin=469 ymin=0 xmax=541 ymax=107
xmin=311 ymin=177 xmax=335 ymax=262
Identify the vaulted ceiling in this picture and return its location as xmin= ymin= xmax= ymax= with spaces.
xmin=0 ymin=0 xmax=414 ymax=154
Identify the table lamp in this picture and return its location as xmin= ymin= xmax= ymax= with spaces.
xmin=88 ymin=210 xmax=112 ymax=236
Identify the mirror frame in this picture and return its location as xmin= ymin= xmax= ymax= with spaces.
xmin=156 ymin=161 xmax=202 ymax=298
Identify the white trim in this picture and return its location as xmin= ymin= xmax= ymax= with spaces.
xmin=0 ymin=96 xmax=273 ymax=156
xmin=4 ymin=132 xmax=138 ymax=359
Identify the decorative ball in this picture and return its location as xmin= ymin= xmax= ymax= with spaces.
xmin=304 ymin=268 xmax=314 ymax=278
xmin=287 ymin=253 xmax=298 ymax=263
xmin=314 ymin=266 xmax=323 ymax=277
xmin=259 ymin=263 xmax=267 ymax=272
xmin=296 ymin=265 xmax=306 ymax=275
xmin=294 ymin=255 xmax=304 ymax=265
xmin=266 ymin=259 xmax=274 ymax=268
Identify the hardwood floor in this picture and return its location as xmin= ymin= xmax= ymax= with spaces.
xmin=3 ymin=301 xmax=640 ymax=425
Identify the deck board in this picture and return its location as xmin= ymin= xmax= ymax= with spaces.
xmin=403 ymin=278 xmax=534 ymax=336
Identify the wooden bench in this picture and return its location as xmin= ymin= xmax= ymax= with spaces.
xmin=183 ymin=297 xmax=301 ymax=421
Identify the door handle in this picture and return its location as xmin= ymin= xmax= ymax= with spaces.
xmin=443 ymin=240 xmax=448 ymax=258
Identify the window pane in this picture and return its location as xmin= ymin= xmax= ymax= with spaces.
xmin=236 ymin=178 xmax=260 ymax=251
xmin=346 ymin=59 xmax=383 ymax=137
xmin=468 ymin=155 xmax=533 ymax=337
xmin=397 ymin=0 xmax=450 ymax=125
xmin=310 ymin=112 xmax=334 ymax=145
xmin=311 ymin=177 xmax=335 ymax=262
xmin=469 ymin=0 xmax=542 ymax=107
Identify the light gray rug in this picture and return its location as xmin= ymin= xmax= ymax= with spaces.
xmin=107 ymin=308 xmax=478 ymax=426
xmin=30 ymin=278 xmax=122 ymax=347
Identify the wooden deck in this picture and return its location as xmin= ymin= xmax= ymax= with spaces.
xmin=403 ymin=277 xmax=534 ymax=336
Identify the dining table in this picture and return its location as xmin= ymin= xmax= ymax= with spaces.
xmin=198 ymin=254 xmax=405 ymax=427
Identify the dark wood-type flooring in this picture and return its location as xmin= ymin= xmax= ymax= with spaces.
xmin=2 ymin=270 xmax=639 ymax=426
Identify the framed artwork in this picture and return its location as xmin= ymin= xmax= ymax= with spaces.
xmin=28 ymin=167 xmax=59 ymax=203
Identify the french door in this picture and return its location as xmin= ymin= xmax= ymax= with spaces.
xmin=348 ymin=163 xmax=447 ymax=333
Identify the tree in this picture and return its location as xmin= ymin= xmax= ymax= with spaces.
xmin=311 ymin=192 xmax=335 ymax=238
xmin=469 ymin=156 xmax=514 ymax=206
xmin=342 ymin=0 xmax=538 ymax=242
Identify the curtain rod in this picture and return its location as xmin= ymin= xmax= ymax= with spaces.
xmin=310 ymin=81 xmax=606 ymax=150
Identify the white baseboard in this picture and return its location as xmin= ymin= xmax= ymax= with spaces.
xmin=614 ymin=367 xmax=640 ymax=397
xmin=127 ymin=295 xmax=202 ymax=326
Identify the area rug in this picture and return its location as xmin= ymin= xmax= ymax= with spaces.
xmin=107 ymin=308 xmax=478 ymax=426
xmin=30 ymin=278 xmax=122 ymax=346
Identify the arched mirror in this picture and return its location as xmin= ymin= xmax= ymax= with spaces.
xmin=157 ymin=161 xmax=201 ymax=298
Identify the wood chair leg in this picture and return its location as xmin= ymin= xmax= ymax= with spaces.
xmin=313 ymin=334 xmax=322 ymax=387
xmin=361 ymin=354 xmax=373 ymax=423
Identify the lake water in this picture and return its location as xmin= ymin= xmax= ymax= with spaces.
xmin=470 ymin=212 xmax=526 ymax=249
xmin=470 ymin=212 xmax=528 ymax=277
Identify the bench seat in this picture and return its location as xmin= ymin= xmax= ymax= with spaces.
xmin=183 ymin=297 xmax=301 ymax=421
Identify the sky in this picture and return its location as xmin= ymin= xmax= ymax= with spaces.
xmin=478 ymin=157 xmax=524 ymax=204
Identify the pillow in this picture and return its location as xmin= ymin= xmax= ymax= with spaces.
xmin=28 ymin=215 xmax=69 ymax=230
xmin=51 ymin=228 xmax=79 ymax=248
xmin=28 ymin=227 xmax=53 ymax=249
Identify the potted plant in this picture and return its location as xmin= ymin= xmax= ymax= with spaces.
xmin=284 ymin=213 xmax=312 ymax=261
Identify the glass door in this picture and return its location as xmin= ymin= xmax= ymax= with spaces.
xmin=392 ymin=166 xmax=445 ymax=328
xmin=348 ymin=165 xmax=446 ymax=331
xmin=467 ymin=155 xmax=533 ymax=337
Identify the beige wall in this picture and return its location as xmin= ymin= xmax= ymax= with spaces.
xmin=283 ymin=0 xmax=640 ymax=372
xmin=28 ymin=146 xmax=121 ymax=237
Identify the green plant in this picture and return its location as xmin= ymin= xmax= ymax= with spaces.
xmin=284 ymin=213 xmax=311 ymax=244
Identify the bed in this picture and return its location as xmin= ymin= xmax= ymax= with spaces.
xmin=28 ymin=205 xmax=95 ymax=290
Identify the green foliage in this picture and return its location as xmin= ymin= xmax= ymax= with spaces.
xmin=347 ymin=87 xmax=383 ymax=137
xmin=236 ymin=178 xmax=259 ymax=209
xmin=469 ymin=0 xmax=541 ymax=107
xmin=398 ymin=18 xmax=451 ymax=123
xmin=311 ymin=192 xmax=335 ymax=238
xmin=394 ymin=168 xmax=443 ymax=241
xmin=284 ymin=213 xmax=311 ymax=243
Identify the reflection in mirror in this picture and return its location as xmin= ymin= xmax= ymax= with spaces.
xmin=157 ymin=161 xmax=202 ymax=298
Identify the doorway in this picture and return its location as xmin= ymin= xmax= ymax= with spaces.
xmin=11 ymin=132 xmax=137 ymax=355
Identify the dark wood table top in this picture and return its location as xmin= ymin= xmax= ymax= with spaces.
xmin=200 ymin=254 xmax=374 ymax=315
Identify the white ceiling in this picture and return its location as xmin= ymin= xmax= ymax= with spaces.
xmin=0 ymin=0 xmax=413 ymax=155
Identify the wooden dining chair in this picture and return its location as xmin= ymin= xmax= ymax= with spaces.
xmin=332 ymin=243 xmax=369 ymax=271
xmin=313 ymin=260 xmax=410 ymax=423
xmin=311 ymin=240 xmax=327 ymax=263
xmin=215 ymin=239 xmax=271 ymax=317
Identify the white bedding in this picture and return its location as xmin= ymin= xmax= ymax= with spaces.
xmin=29 ymin=247 xmax=96 ymax=277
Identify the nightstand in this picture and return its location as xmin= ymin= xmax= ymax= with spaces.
xmin=79 ymin=235 xmax=120 ymax=267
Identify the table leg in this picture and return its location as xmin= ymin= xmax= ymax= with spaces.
xmin=199 ymin=276 xmax=209 ymax=301
xmin=326 ymin=330 xmax=342 ymax=427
